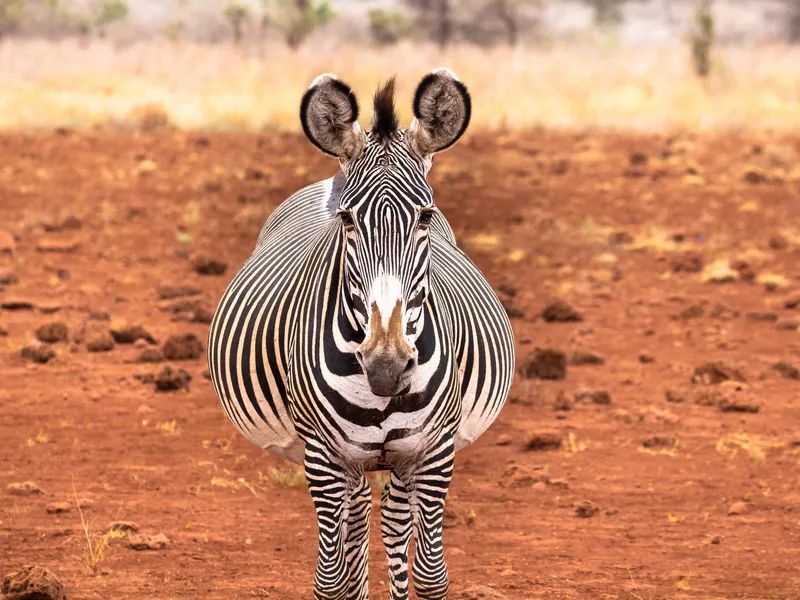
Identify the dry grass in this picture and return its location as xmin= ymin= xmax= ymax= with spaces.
xmin=2 ymin=39 xmax=800 ymax=131
xmin=265 ymin=463 xmax=306 ymax=488
xmin=72 ymin=483 xmax=124 ymax=575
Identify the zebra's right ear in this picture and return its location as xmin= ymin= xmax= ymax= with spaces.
xmin=300 ymin=74 xmax=365 ymax=161
xmin=407 ymin=68 xmax=471 ymax=157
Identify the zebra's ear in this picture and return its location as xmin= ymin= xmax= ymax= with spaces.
xmin=300 ymin=73 xmax=365 ymax=160
xmin=407 ymin=68 xmax=471 ymax=156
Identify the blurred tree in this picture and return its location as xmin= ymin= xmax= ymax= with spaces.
xmin=224 ymin=2 xmax=250 ymax=44
xmin=690 ymin=0 xmax=714 ymax=77
xmin=162 ymin=19 xmax=185 ymax=42
xmin=94 ymin=0 xmax=128 ymax=36
xmin=585 ymin=0 xmax=626 ymax=26
xmin=368 ymin=8 xmax=412 ymax=45
xmin=789 ymin=0 xmax=800 ymax=43
xmin=0 ymin=0 xmax=25 ymax=39
xmin=401 ymin=0 xmax=454 ymax=49
xmin=265 ymin=0 xmax=335 ymax=50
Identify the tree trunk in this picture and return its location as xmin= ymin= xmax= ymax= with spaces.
xmin=495 ymin=0 xmax=518 ymax=46
xmin=436 ymin=0 xmax=451 ymax=50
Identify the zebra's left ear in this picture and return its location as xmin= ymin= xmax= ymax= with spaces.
xmin=407 ymin=68 xmax=471 ymax=157
xmin=300 ymin=73 xmax=366 ymax=161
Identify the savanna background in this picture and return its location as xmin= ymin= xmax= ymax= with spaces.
xmin=1 ymin=1 xmax=799 ymax=599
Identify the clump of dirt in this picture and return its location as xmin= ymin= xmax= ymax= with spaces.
xmin=0 ymin=267 xmax=18 ymax=285
xmin=6 ymin=482 xmax=43 ymax=496
xmin=154 ymin=365 xmax=191 ymax=392
xmin=127 ymin=532 xmax=170 ymax=551
xmin=110 ymin=324 xmax=157 ymax=345
xmin=574 ymin=500 xmax=600 ymax=518
xmin=518 ymin=348 xmax=567 ymax=380
xmin=20 ymin=343 xmax=56 ymax=364
xmin=540 ymin=299 xmax=583 ymax=323
xmin=35 ymin=322 xmax=69 ymax=343
xmin=692 ymin=361 xmax=747 ymax=385
xmin=570 ymin=350 xmax=605 ymax=366
xmin=671 ymin=252 xmax=704 ymax=273
xmin=1 ymin=565 xmax=68 ymax=600
xmin=191 ymin=255 xmax=228 ymax=276
xmin=162 ymin=334 xmax=204 ymax=360
xmin=523 ymin=430 xmax=563 ymax=451
xmin=85 ymin=331 xmax=115 ymax=353
xmin=157 ymin=284 xmax=201 ymax=300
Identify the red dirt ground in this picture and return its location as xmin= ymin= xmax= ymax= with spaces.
xmin=1 ymin=131 xmax=799 ymax=600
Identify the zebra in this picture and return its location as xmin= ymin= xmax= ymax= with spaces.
xmin=207 ymin=68 xmax=515 ymax=600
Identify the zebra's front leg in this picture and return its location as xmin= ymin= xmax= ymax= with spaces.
xmin=410 ymin=438 xmax=455 ymax=600
xmin=381 ymin=472 xmax=413 ymax=600
xmin=344 ymin=475 xmax=371 ymax=600
xmin=304 ymin=441 xmax=365 ymax=600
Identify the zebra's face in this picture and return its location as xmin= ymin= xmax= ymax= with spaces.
xmin=300 ymin=69 xmax=471 ymax=397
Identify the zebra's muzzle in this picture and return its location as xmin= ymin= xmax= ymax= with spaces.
xmin=355 ymin=349 xmax=417 ymax=397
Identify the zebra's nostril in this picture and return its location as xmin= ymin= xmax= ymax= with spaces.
xmin=403 ymin=359 xmax=415 ymax=374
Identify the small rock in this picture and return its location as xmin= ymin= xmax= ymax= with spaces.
xmin=110 ymin=324 xmax=157 ymax=345
xmin=46 ymin=502 xmax=71 ymax=514
xmin=523 ymin=430 xmax=562 ymax=451
xmin=670 ymin=252 xmax=704 ymax=273
xmin=552 ymin=390 xmax=573 ymax=411
xmin=35 ymin=322 xmax=69 ymax=343
xmin=1 ymin=565 xmax=67 ymax=600
xmin=665 ymin=388 xmax=687 ymax=403
xmin=550 ymin=158 xmax=569 ymax=175
xmin=190 ymin=307 xmax=214 ymax=324
xmin=746 ymin=312 xmax=778 ymax=323
xmin=763 ymin=361 xmax=800 ymax=380
xmin=191 ymin=255 xmax=227 ymax=276
xmin=729 ymin=259 xmax=756 ymax=283
xmin=500 ymin=297 xmax=524 ymax=319
xmin=680 ymin=303 xmax=705 ymax=319
xmin=42 ymin=215 xmax=82 ymax=233
xmin=569 ymin=350 xmax=605 ymax=366
xmin=718 ymin=391 xmax=761 ymax=413
xmin=709 ymin=534 xmax=722 ymax=545
xmin=574 ymin=500 xmax=600 ymax=518
xmin=461 ymin=585 xmax=509 ymax=599
xmin=85 ymin=331 xmax=115 ymax=353
xmin=36 ymin=238 xmax=80 ymax=253
xmin=629 ymin=151 xmax=648 ymax=166
xmin=742 ymin=166 xmax=766 ymax=184
xmin=590 ymin=390 xmax=612 ymax=405
xmin=157 ymin=284 xmax=201 ymax=300
xmin=127 ymin=532 xmax=170 ymax=551
xmin=518 ymin=348 xmax=567 ymax=380
xmin=20 ymin=344 xmax=56 ymax=364
xmin=608 ymin=231 xmax=634 ymax=245
xmin=109 ymin=521 xmax=139 ymax=533
xmin=642 ymin=434 xmax=676 ymax=448
xmin=784 ymin=295 xmax=800 ymax=310
xmin=0 ymin=230 xmax=15 ymax=254
xmin=639 ymin=352 xmax=655 ymax=364
xmin=135 ymin=348 xmax=164 ymax=363
xmin=1 ymin=299 xmax=35 ymax=311
xmin=692 ymin=362 xmax=746 ymax=385
xmin=541 ymin=299 xmax=583 ymax=323
xmin=162 ymin=333 xmax=204 ymax=360
xmin=132 ymin=369 xmax=155 ymax=384
xmin=498 ymin=464 xmax=549 ymax=488
xmin=87 ymin=311 xmax=110 ymax=321
xmin=495 ymin=434 xmax=512 ymax=446
xmin=769 ymin=235 xmax=789 ymax=250
xmin=776 ymin=318 xmax=800 ymax=332
xmin=6 ymin=481 xmax=44 ymax=496
xmin=0 ymin=267 xmax=18 ymax=285
xmin=498 ymin=283 xmax=517 ymax=297
xmin=728 ymin=501 xmax=748 ymax=516
xmin=154 ymin=365 xmax=192 ymax=392
xmin=0 ymin=326 xmax=7 ymax=337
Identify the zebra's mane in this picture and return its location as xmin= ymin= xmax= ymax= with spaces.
xmin=371 ymin=77 xmax=399 ymax=144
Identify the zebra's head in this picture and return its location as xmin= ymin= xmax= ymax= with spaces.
xmin=300 ymin=69 xmax=471 ymax=397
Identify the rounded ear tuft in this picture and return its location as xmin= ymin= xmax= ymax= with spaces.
xmin=408 ymin=69 xmax=471 ymax=156
xmin=300 ymin=74 xmax=364 ymax=160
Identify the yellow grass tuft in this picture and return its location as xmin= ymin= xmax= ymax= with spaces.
xmin=265 ymin=464 xmax=306 ymax=489
xmin=73 ymin=483 xmax=124 ymax=575
xmin=716 ymin=433 xmax=786 ymax=463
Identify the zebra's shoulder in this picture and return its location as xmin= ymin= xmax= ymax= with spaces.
xmin=255 ymin=172 xmax=344 ymax=248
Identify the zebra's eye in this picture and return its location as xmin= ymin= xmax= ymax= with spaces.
xmin=418 ymin=209 xmax=434 ymax=227
xmin=339 ymin=210 xmax=355 ymax=228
